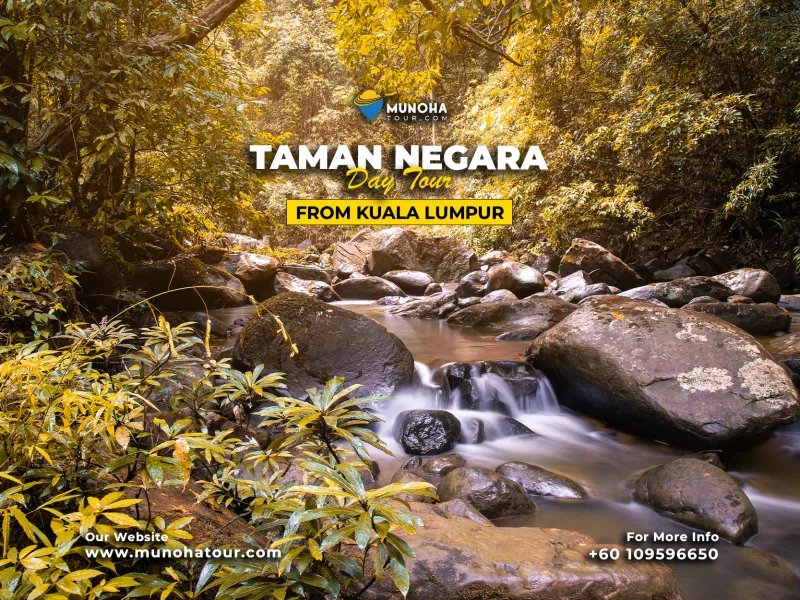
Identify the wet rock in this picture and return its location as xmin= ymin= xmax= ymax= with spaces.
xmin=486 ymin=261 xmax=545 ymax=298
xmin=620 ymin=276 xmax=734 ymax=307
xmin=217 ymin=251 xmax=279 ymax=297
xmin=682 ymin=302 xmax=792 ymax=335
xmin=479 ymin=250 xmax=513 ymax=268
xmin=551 ymin=270 xmax=592 ymax=293
xmin=697 ymin=452 xmax=726 ymax=470
xmin=770 ymin=331 xmax=800 ymax=360
xmin=712 ymin=269 xmax=782 ymax=304
xmin=686 ymin=295 xmax=722 ymax=305
xmin=422 ymin=454 xmax=466 ymax=475
xmin=433 ymin=499 xmax=491 ymax=524
xmin=727 ymin=294 xmax=754 ymax=304
xmin=647 ymin=298 xmax=670 ymax=307
xmin=382 ymin=270 xmax=434 ymax=295
xmin=560 ymin=282 xmax=612 ymax=303
xmin=232 ymin=292 xmax=414 ymax=398
xmin=274 ymin=272 xmax=339 ymax=302
xmin=447 ymin=296 xmax=576 ymax=330
xmin=365 ymin=227 xmax=478 ymax=282
xmin=559 ymin=239 xmax=644 ymax=290
xmin=356 ymin=501 xmax=684 ymax=600
xmin=778 ymin=295 xmax=800 ymax=311
xmin=333 ymin=276 xmax=405 ymax=300
xmin=455 ymin=270 xmax=488 ymax=297
xmin=280 ymin=263 xmax=332 ymax=284
xmin=490 ymin=417 xmax=535 ymax=439
xmin=496 ymin=461 xmax=587 ymax=499
xmin=393 ymin=410 xmax=461 ymax=455
xmin=424 ymin=282 xmax=443 ymax=295
xmin=188 ymin=312 xmax=228 ymax=338
xmin=495 ymin=327 xmax=545 ymax=341
xmin=131 ymin=255 xmax=248 ymax=310
xmin=480 ymin=360 xmax=544 ymax=398
xmin=458 ymin=418 xmax=485 ymax=444
xmin=654 ymin=262 xmax=698 ymax=281
xmin=331 ymin=228 xmax=373 ymax=278
xmin=438 ymin=467 xmax=536 ymax=519
xmin=527 ymin=253 xmax=561 ymax=274
xmin=401 ymin=456 xmax=423 ymax=470
xmin=456 ymin=296 xmax=480 ymax=309
xmin=631 ymin=457 xmax=757 ymax=543
xmin=389 ymin=291 xmax=458 ymax=319
xmin=374 ymin=295 xmax=413 ymax=306
xmin=482 ymin=289 xmax=518 ymax=303
xmin=528 ymin=296 xmax=800 ymax=450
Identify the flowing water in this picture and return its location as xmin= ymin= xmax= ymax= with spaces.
xmin=212 ymin=302 xmax=800 ymax=599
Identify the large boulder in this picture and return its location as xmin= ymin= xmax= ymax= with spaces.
xmin=280 ymin=263 xmax=332 ymax=284
xmin=631 ymin=458 xmax=757 ymax=544
xmin=712 ymin=269 xmax=782 ymax=303
xmin=619 ymin=276 xmax=733 ymax=307
xmin=389 ymin=291 xmax=458 ymax=319
xmin=486 ymin=262 xmax=545 ymax=298
xmin=221 ymin=232 xmax=267 ymax=251
xmin=559 ymin=239 xmax=644 ymax=290
xmin=217 ymin=251 xmax=279 ymax=296
xmin=528 ymin=296 xmax=800 ymax=450
xmin=356 ymin=502 xmax=684 ymax=600
xmin=455 ymin=271 xmax=488 ymax=297
xmin=131 ymin=255 xmax=249 ymax=310
xmin=365 ymin=228 xmax=478 ymax=282
xmin=331 ymin=229 xmax=374 ymax=278
xmin=333 ymin=276 xmax=406 ymax=300
xmin=478 ymin=250 xmax=513 ymax=268
xmin=382 ymin=270 xmax=434 ymax=295
xmin=438 ymin=467 xmax=535 ymax=519
xmin=560 ymin=283 xmax=612 ymax=304
xmin=482 ymin=289 xmax=518 ymax=303
xmin=274 ymin=272 xmax=339 ymax=302
xmin=496 ymin=461 xmax=587 ymax=499
xmin=778 ymin=295 xmax=800 ymax=312
xmin=393 ymin=410 xmax=461 ymax=455
xmin=232 ymin=292 xmax=414 ymax=398
xmin=682 ymin=302 xmax=792 ymax=335
xmin=446 ymin=296 xmax=576 ymax=331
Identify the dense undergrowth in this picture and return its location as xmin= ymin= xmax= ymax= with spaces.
xmin=0 ymin=264 xmax=434 ymax=599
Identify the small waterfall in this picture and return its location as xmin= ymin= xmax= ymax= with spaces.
xmin=517 ymin=373 xmax=560 ymax=414
xmin=414 ymin=361 xmax=435 ymax=388
xmin=474 ymin=372 xmax=519 ymax=417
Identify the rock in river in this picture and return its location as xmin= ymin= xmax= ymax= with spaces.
xmin=389 ymin=291 xmax=458 ymax=319
xmin=438 ymin=467 xmax=536 ymax=519
xmin=356 ymin=501 xmax=684 ymax=600
xmin=232 ymin=292 xmax=414 ymax=398
xmin=333 ymin=275 xmax=406 ymax=299
xmin=446 ymin=295 xmax=576 ymax=330
xmin=712 ymin=268 xmax=782 ymax=304
xmin=559 ymin=238 xmax=644 ymax=290
xmin=393 ymin=410 xmax=461 ymax=455
xmin=496 ymin=461 xmax=587 ymax=499
xmin=682 ymin=301 xmax=791 ymax=335
xmin=528 ymin=296 xmax=800 ymax=450
xmin=274 ymin=272 xmax=339 ymax=302
xmin=486 ymin=261 xmax=545 ymax=298
xmin=631 ymin=458 xmax=757 ymax=543
xmin=619 ymin=276 xmax=733 ymax=307
xmin=382 ymin=269 xmax=434 ymax=295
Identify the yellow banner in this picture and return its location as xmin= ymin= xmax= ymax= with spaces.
xmin=286 ymin=199 xmax=512 ymax=225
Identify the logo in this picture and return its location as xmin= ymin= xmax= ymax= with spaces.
xmin=354 ymin=90 xmax=384 ymax=120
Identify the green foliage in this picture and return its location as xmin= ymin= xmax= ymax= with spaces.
xmin=0 ymin=314 xmax=434 ymax=599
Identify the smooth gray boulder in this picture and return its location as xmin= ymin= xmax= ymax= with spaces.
xmin=486 ymin=261 xmax=545 ymax=298
xmin=274 ymin=272 xmax=339 ymax=302
xmin=712 ymin=269 xmax=782 ymax=303
xmin=232 ymin=292 xmax=414 ymax=398
xmin=438 ymin=467 xmax=535 ymax=519
xmin=478 ymin=250 xmax=513 ymax=268
xmin=382 ymin=269 xmax=434 ymax=295
xmin=496 ymin=461 xmax=587 ymax=499
xmin=632 ymin=458 xmax=757 ymax=543
xmin=559 ymin=238 xmax=644 ymax=290
xmin=683 ymin=301 xmax=792 ymax=335
xmin=619 ymin=276 xmax=733 ymax=307
xmin=560 ymin=282 xmax=612 ymax=303
xmin=778 ymin=295 xmax=800 ymax=311
xmin=389 ymin=291 xmax=458 ymax=319
xmin=333 ymin=276 xmax=405 ymax=300
xmin=528 ymin=296 xmax=800 ymax=450
xmin=654 ymin=262 xmax=697 ymax=281
xmin=280 ymin=263 xmax=332 ymax=284
xmin=217 ymin=251 xmax=279 ymax=296
xmin=481 ymin=289 xmax=518 ymax=303
xmin=424 ymin=282 xmax=443 ymax=295
xmin=447 ymin=296 xmax=576 ymax=330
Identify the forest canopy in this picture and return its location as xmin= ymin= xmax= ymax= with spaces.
xmin=1 ymin=0 xmax=799 ymax=267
